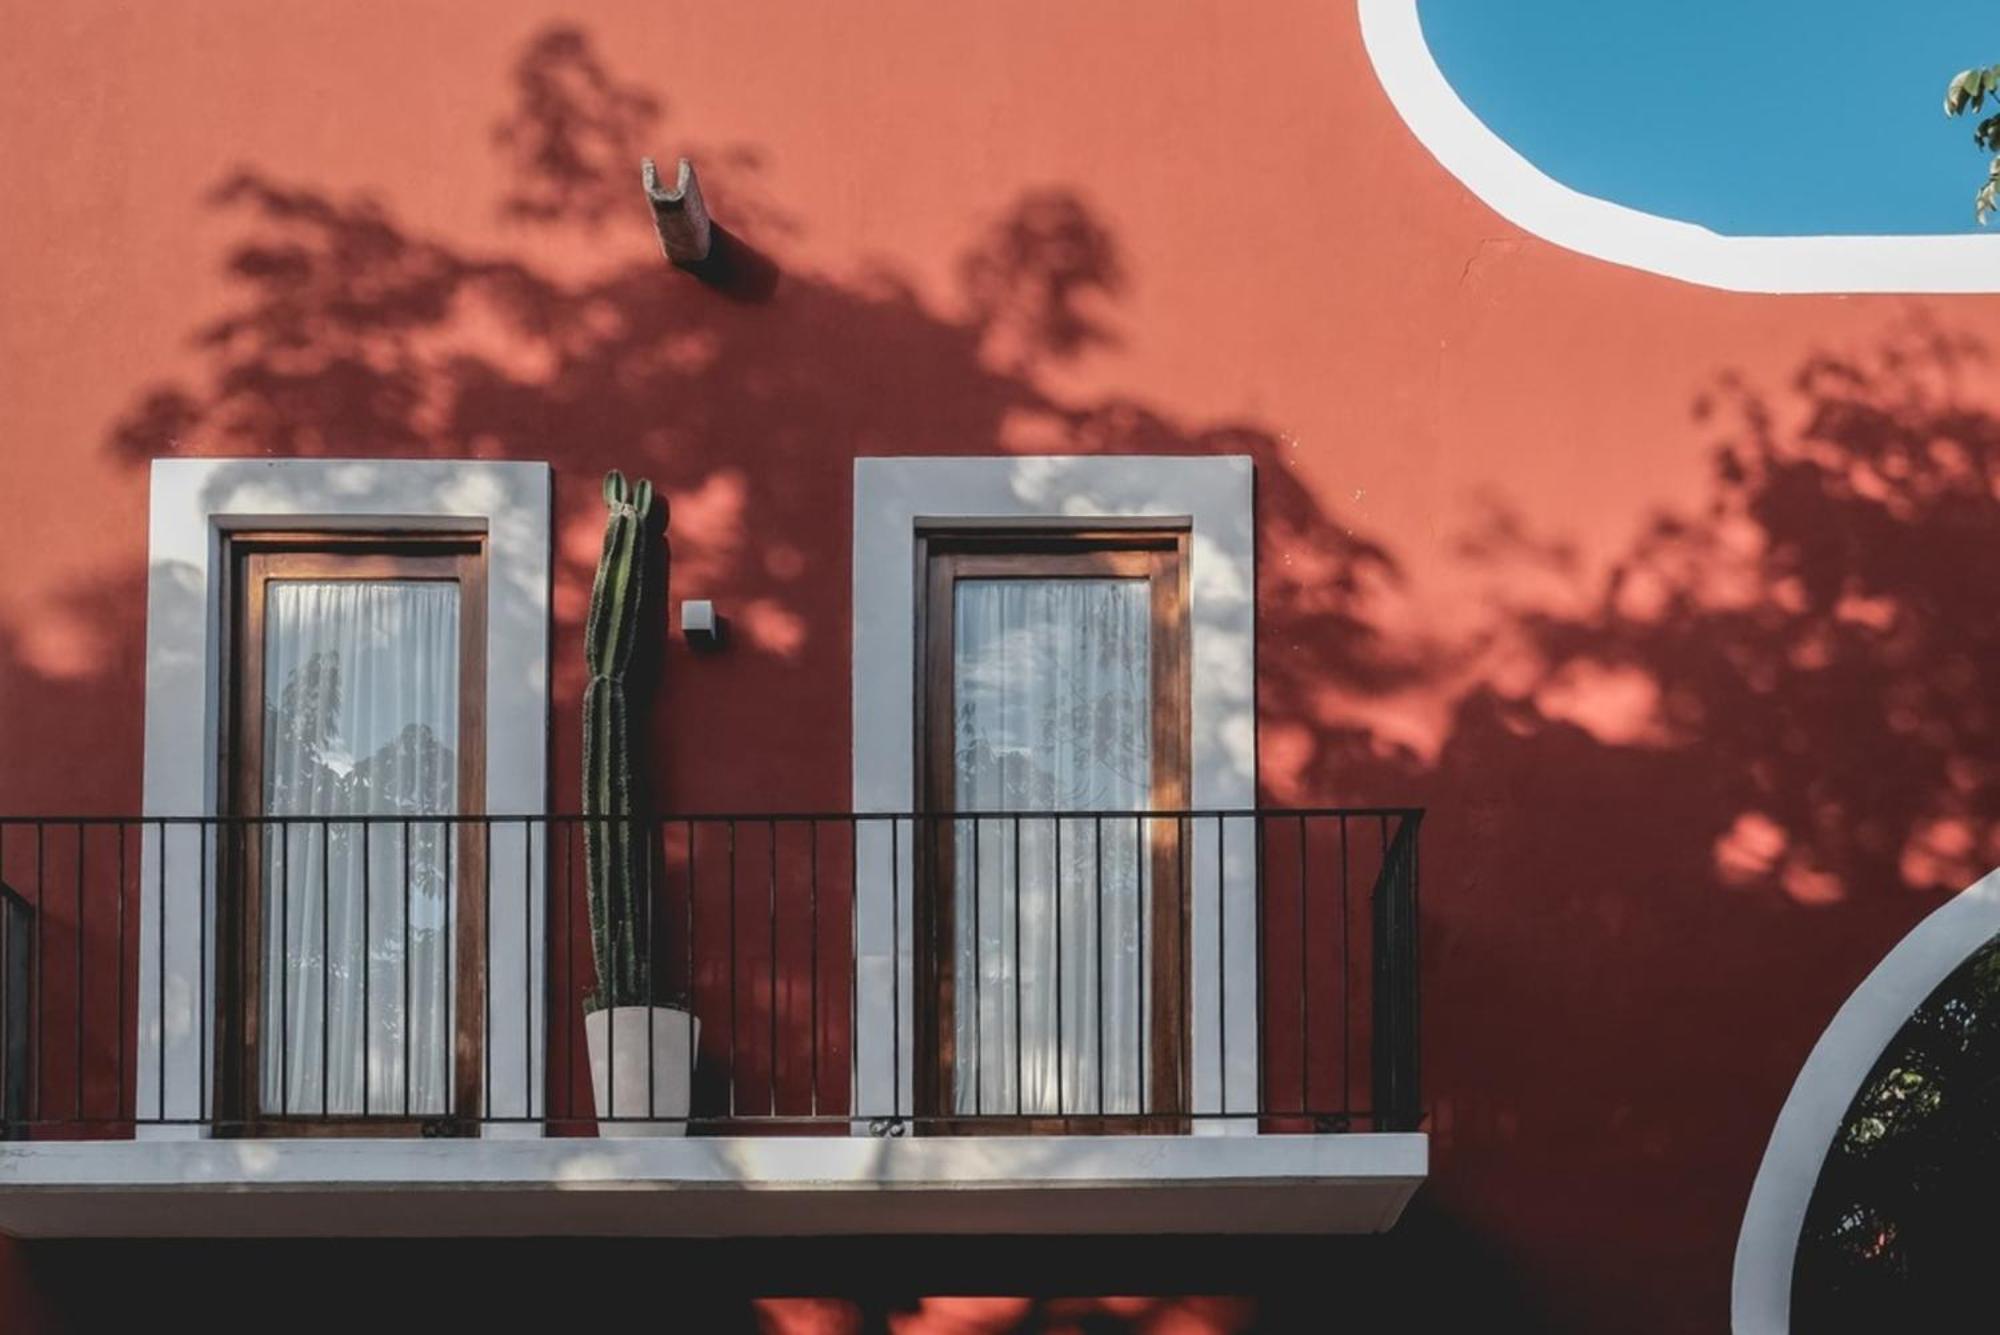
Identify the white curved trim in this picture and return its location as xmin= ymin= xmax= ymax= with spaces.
xmin=1358 ymin=0 xmax=2000 ymax=294
xmin=1731 ymin=865 xmax=2000 ymax=1333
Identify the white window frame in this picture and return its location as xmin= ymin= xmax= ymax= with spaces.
xmin=851 ymin=454 xmax=1258 ymax=1133
xmin=136 ymin=458 xmax=551 ymax=1139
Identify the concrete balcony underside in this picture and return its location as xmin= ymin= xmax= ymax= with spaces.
xmin=0 ymin=1133 xmax=1427 ymax=1238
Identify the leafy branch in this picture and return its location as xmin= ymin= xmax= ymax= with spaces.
xmin=1944 ymin=64 xmax=2000 ymax=222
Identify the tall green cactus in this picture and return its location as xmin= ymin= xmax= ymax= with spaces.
xmin=583 ymin=469 xmax=654 ymax=1011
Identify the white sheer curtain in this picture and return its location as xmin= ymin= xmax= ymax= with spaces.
xmin=261 ymin=581 xmax=460 ymax=1117
xmin=952 ymin=578 xmax=1151 ymax=1117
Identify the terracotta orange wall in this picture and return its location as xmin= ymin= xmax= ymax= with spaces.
xmin=4 ymin=2 xmax=1998 ymax=1331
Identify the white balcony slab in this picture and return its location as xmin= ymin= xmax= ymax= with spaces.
xmin=0 ymin=1133 xmax=1426 ymax=1238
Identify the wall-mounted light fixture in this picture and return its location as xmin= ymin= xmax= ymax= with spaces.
xmin=681 ymin=599 xmax=726 ymax=652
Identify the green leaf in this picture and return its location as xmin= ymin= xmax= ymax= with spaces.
xmin=1945 ymin=62 xmax=2000 ymax=217
xmin=1948 ymin=68 xmax=1975 ymax=115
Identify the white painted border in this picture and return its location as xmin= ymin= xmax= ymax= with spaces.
xmin=137 ymin=458 xmax=552 ymax=1139
xmin=851 ymin=455 xmax=1258 ymax=1131
xmin=1732 ymin=866 xmax=2000 ymax=1333
xmin=1358 ymin=0 xmax=2000 ymax=294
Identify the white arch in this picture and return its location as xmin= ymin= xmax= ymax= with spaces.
xmin=1730 ymin=866 xmax=2000 ymax=1333
xmin=1356 ymin=0 xmax=2000 ymax=294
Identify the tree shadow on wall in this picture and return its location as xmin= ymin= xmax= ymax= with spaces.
xmin=77 ymin=19 xmax=1422 ymax=1146
xmin=10 ymin=20 xmax=2000 ymax=1335
xmin=9 ymin=24 xmax=1514 ymax=1335
xmin=95 ymin=23 xmax=1415 ymax=810
xmin=1324 ymin=310 xmax=2000 ymax=1330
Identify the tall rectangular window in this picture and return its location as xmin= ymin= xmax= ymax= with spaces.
xmin=919 ymin=530 xmax=1188 ymax=1129
xmin=224 ymin=536 xmax=486 ymax=1131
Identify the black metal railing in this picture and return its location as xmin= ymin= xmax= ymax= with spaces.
xmin=0 ymin=883 xmax=30 ymax=1139
xmin=0 ymin=809 xmax=1421 ymax=1137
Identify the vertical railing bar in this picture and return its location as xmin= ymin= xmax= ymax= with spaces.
xmin=768 ymin=818 xmax=779 ymax=1120
xmin=193 ymin=820 xmax=204 ymax=1125
xmin=809 ymin=819 xmax=820 ymax=1120
xmin=687 ymin=819 xmax=697 ymax=1129
xmin=1093 ymin=813 xmax=1104 ymax=1119
xmin=13 ymin=823 xmax=23 ymax=1128
xmin=0 ymin=827 xmax=9 ymax=1135
xmin=28 ymin=823 xmax=40 ymax=1126
xmin=0 ymin=824 xmax=6 ymax=1128
xmin=482 ymin=818 xmax=492 ymax=1124
xmin=441 ymin=818 xmax=453 ymax=1121
xmin=928 ymin=812 xmax=942 ymax=1123
xmin=727 ymin=819 xmax=738 ymax=1121
xmin=0 ymin=826 xmax=10 ymax=1135
xmin=1401 ymin=813 xmax=1420 ymax=1132
xmin=362 ymin=821 xmax=372 ymax=1118
xmin=1299 ymin=814 xmax=1310 ymax=1118
xmin=156 ymin=822 xmax=166 ymax=1122
xmin=75 ymin=824 xmax=87 ymax=1122
xmin=13 ymin=833 xmax=21 ymax=1130
xmin=29 ymin=827 xmax=44 ymax=1126
xmin=1377 ymin=814 xmax=1390 ymax=1131
xmin=7 ymin=847 xmax=15 ymax=1130
xmin=605 ymin=815 xmax=617 ymax=1122
xmin=27 ymin=822 xmax=41 ymax=1125
xmin=1339 ymin=815 xmax=1351 ymax=1122
xmin=1177 ymin=814 xmax=1189 ymax=1116
xmin=0 ymin=823 xmax=8 ymax=1131
xmin=522 ymin=820 xmax=532 ymax=1125
xmin=1135 ymin=814 xmax=1145 ymax=1117
xmin=402 ymin=817 xmax=412 ymax=1119
xmin=280 ymin=819 xmax=290 ymax=1117
xmin=647 ymin=818 xmax=659 ymax=1121
xmin=1053 ymin=814 xmax=1064 ymax=1121
xmin=889 ymin=816 xmax=901 ymax=1121
xmin=9 ymin=836 xmax=16 ymax=1130
xmin=321 ymin=819 xmax=331 ymax=1120
xmin=845 ymin=817 xmax=855 ymax=1124
xmin=1013 ymin=814 xmax=1022 ymax=1119
xmin=1215 ymin=814 xmax=1225 ymax=1118
xmin=274 ymin=825 xmax=293 ymax=1123
xmin=564 ymin=821 xmax=575 ymax=1123
xmin=236 ymin=819 xmax=250 ymax=1129
xmin=117 ymin=821 xmax=128 ymax=1122
xmin=10 ymin=826 xmax=17 ymax=1129
xmin=1255 ymin=813 xmax=1267 ymax=1121
xmin=12 ymin=827 xmax=25 ymax=1119
xmin=1411 ymin=814 xmax=1422 ymax=1134
xmin=971 ymin=815 xmax=981 ymax=1118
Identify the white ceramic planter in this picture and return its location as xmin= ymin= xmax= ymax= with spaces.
xmin=584 ymin=1005 xmax=699 ymax=1138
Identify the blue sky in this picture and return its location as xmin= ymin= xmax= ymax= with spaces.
xmin=1419 ymin=0 xmax=1997 ymax=236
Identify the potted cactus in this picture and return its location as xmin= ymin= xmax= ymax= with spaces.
xmin=582 ymin=470 xmax=697 ymax=1136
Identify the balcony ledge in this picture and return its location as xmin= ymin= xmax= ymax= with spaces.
xmin=0 ymin=1133 xmax=1427 ymax=1238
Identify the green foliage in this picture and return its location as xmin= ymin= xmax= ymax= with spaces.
xmin=1796 ymin=932 xmax=2000 ymax=1326
xmin=583 ymin=469 xmax=655 ymax=1011
xmin=1943 ymin=64 xmax=2000 ymax=222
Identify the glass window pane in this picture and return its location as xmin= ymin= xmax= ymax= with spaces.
xmin=260 ymin=580 xmax=460 ymax=1117
xmin=951 ymin=577 xmax=1151 ymax=1117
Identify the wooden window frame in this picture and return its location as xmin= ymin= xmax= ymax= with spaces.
xmin=218 ymin=531 xmax=488 ymax=1137
xmin=914 ymin=525 xmax=1191 ymax=1134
